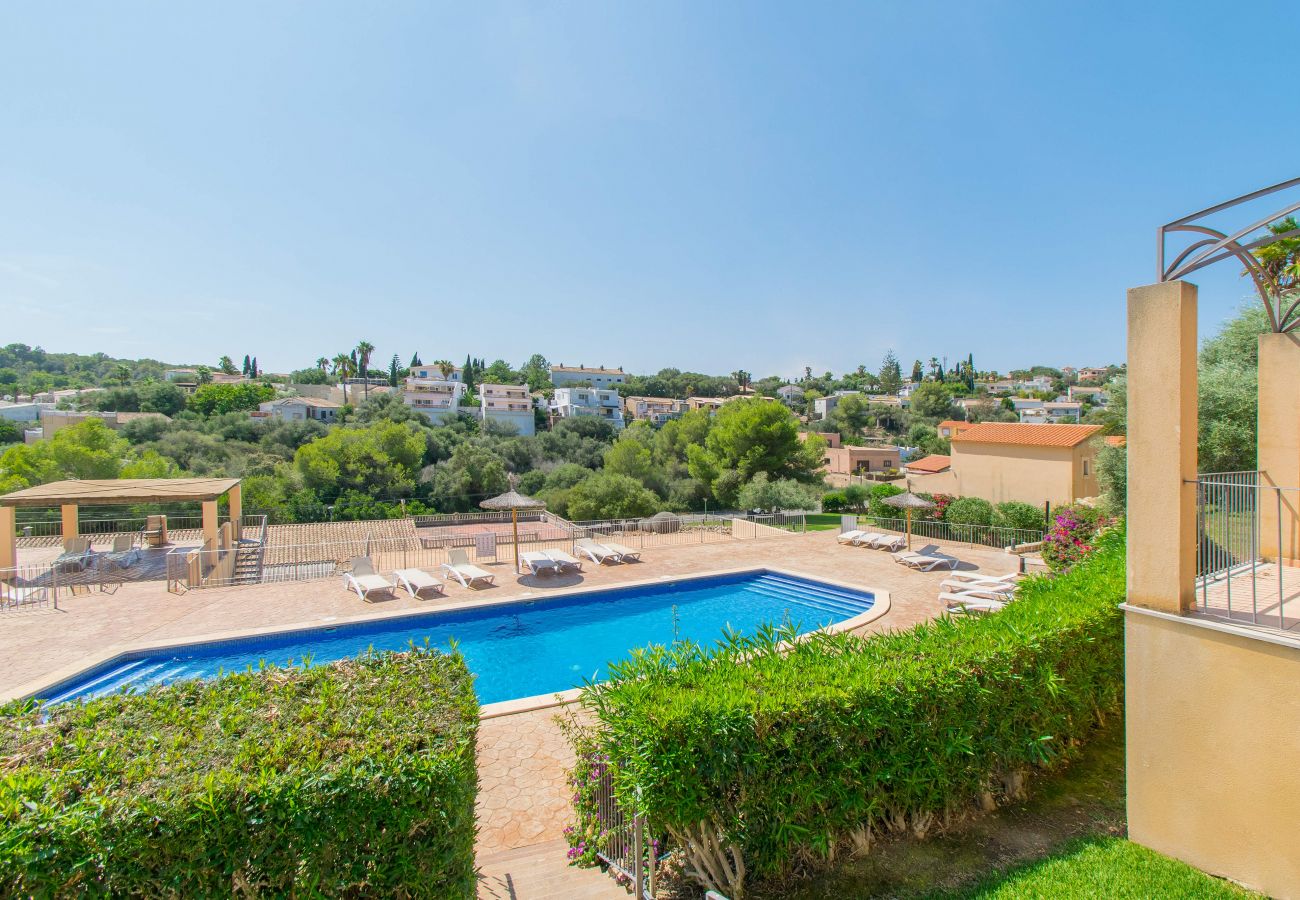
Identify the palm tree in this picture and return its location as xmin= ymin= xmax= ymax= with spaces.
xmin=355 ymin=341 xmax=375 ymax=401
xmin=316 ymin=357 xmax=329 ymax=373
xmin=434 ymin=359 xmax=455 ymax=380
xmin=218 ymin=355 xmax=237 ymax=375
xmin=331 ymin=353 xmax=353 ymax=404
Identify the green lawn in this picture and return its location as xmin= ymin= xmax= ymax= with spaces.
xmin=945 ymin=836 xmax=1253 ymax=899
xmin=755 ymin=723 xmax=1258 ymax=899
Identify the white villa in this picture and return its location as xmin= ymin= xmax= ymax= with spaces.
xmin=402 ymin=368 xmax=468 ymax=424
xmin=549 ymin=365 xmax=626 ymax=389
xmin=253 ymin=397 xmax=341 ymax=423
xmin=550 ymin=387 xmax=625 ymax=429
xmin=479 ymin=383 xmax=536 ymax=436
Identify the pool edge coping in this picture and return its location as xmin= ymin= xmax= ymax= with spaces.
xmin=5 ymin=565 xmax=892 ymax=714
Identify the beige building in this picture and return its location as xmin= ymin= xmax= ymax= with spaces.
xmin=822 ymin=444 xmax=901 ymax=477
xmin=252 ymin=397 xmax=340 ymax=423
xmin=33 ymin=410 xmax=170 ymax=442
xmin=906 ymin=422 xmax=1101 ymax=507
xmin=624 ymin=396 xmax=685 ymax=425
xmin=479 ymin=384 xmax=536 ymax=436
xmin=549 ymin=365 xmax=626 ymax=389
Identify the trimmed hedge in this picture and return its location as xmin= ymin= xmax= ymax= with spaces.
xmin=574 ymin=528 xmax=1126 ymax=896
xmin=0 ymin=649 xmax=479 ymax=898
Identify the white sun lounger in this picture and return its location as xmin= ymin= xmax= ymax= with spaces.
xmin=543 ymin=549 xmax=583 ymax=572
xmin=838 ymin=530 xmax=868 ymax=544
xmin=869 ymin=534 xmax=907 ymax=552
xmin=521 ymin=551 xmax=561 ymax=576
xmin=893 ymin=551 xmax=961 ymax=572
xmin=941 ymin=588 xmax=1012 ymax=614
xmin=441 ymin=548 xmax=497 ymax=587
xmin=941 ymin=572 xmax=1020 ymax=594
xmin=393 ymin=568 xmax=445 ymax=598
xmin=574 ymin=538 xmax=622 ymax=564
xmin=343 ymin=569 xmax=397 ymax=602
xmin=601 ymin=541 xmax=641 ymax=562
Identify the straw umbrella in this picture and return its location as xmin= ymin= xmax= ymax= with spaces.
xmin=480 ymin=485 xmax=546 ymax=575
xmin=882 ymin=491 xmax=936 ymax=551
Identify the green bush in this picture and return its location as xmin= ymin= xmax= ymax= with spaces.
xmin=570 ymin=529 xmax=1126 ymax=896
xmin=993 ymin=500 xmax=1046 ymax=532
xmin=866 ymin=481 xmax=904 ymax=518
xmin=820 ymin=489 xmax=848 ymax=512
xmin=944 ymin=495 xmax=994 ymax=526
xmin=0 ymin=650 xmax=479 ymax=898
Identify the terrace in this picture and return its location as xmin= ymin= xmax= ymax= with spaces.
xmin=0 ymin=512 xmax=1021 ymax=891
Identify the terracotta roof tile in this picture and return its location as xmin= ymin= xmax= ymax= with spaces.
xmin=905 ymin=454 xmax=952 ymax=473
xmin=951 ymin=422 xmax=1102 ymax=448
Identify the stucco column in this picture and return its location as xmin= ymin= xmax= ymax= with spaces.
xmin=0 ymin=506 xmax=15 ymax=570
xmin=201 ymin=500 xmax=219 ymax=549
xmin=61 ymin=504 xmax=79 ymax=544
xmin=1258 ymin=332 xmax=1300 ymax=566
xmin=227 ymin=483 xmax=242 ymax=542
xmin=1126 ymin=281 xmax=1198 ymax=613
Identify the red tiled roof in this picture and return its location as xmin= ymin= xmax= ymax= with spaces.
xmin=951 ymin=423 xmax=1102 ymax=448
xmin=1104 ymin=435 xmax=1127 ymax=447
xmin=905 ymin=454 xmax=952 ymax=473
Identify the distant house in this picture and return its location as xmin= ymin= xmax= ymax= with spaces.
xmin=1010 ymin=397 xmax=1044 ymax=412
xmin=1019 ymin=400 xmax=1084 ymax=423
xmin=776 ymin=384 xmax=805 ymax=404
xmin=0 ymin=401 xmax=53 ymax=423
xmin=550 ymin=365 xmax=627 ymax=389
xmin=32 ymin=409 xmax=170 ymax=442
xmin=907 ymin=422 xmax=1102 ymax=507
xmin=550 ymin=388 xmax=625 ymax=429
xmin=164 ymin=368 xmax=247 ymax=392
xmin=904 ymin=454 xmax=952 ymax=475
xmin=983 ymin=380 xmax=1017 ymax=395
xmin=1068 ymin=385 xmax=1108 ymax=405
xmin=1077 ymin=366 xmax=1109 ymax=383
xmin=684 ymin=396 xmax=729 ymax=413
xmin=409 ymin=365 xmax=463 ymax=383
xmin=624 ymin=396 xmax=686 ymax=425
xmin=936 ymin=420 xmax=973 ymax=440
xmin=254 ymin=397 xmax=340 ymax=423
xmin=402 ymin=370 xmax=468 ymax=424
xmin=812 ymin=390 xmax=863 ymax=419
xmin=821 ymin=444 xmax=902 ymax=477
xmin=479 ymin=383 xmax=536 ymax=436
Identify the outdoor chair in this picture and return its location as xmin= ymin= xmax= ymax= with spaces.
xmin=54 ymin=537 xmax=96 ymax=573
xmin=440 ymin=548 xmax=496 ymax=588
xmin=869 ymin=534 xmax=907 ymax=552
xmin=574 ymin=537 xmax=622 ymax=565
xmin=343 ymin=556 xmax=397 ymax=602
xmin=393 ymin=568 xmax=445 ymax=599
xmin=142 ymin=515 xmax=168 ymax=548
xmin=940 ymin=572 xmax=1020 ymax=594
xmin=521 ymin=551 xmax=561 ymax=576
xmin=601 ymin=541 xmax=641 ymax=562
xmin=892 ymin=551 xmax=961 ymax=572
xmin=837 ymin=529 xmax=868 ymax=545
xmin=542 ymin=549 xmax=583 ymax=572
xmin=105 ymin=533 xmax=141 ymax=569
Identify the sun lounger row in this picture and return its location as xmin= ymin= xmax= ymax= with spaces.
xmin=343 ymin=549 xmax=499 ymax=602
xmin=837 ymin=530 xmax=907 ymax=552
xmin=940 ymin=571 xmax=1021 ymax=614
xmin=520 ymin=549 xmax=584 ymax=576
xmin=574 ymin=537 xmax=641 ymax=564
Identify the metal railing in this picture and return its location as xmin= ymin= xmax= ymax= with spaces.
xmin=1194 ymin=471 xmax=1298 ymax=628
xmin=592 ymin=764 xmax=659 ymax=899
xmin=855 ymin=515 xmax=1044 ymax=550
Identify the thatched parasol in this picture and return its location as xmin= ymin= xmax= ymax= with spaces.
xmin=882 ymin=491 xmax=936 ymax=551
xmin=480 ymin=485 xmax=546 ymax=575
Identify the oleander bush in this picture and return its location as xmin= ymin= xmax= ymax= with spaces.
xmin=0 ymin=648 xmax=479 ymax=898
xmin=569 ymin=527 xmax=1126 ymax=897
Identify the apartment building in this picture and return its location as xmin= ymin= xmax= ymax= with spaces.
xmin=549 ymin=365 xmax=626 ymax=388
xmin=253 ymin=397 xmax=340 ymax=423
xmin=1019 ymin=400 xmax=1084 ymax=423
xmin=1077 ymin=366 xmax=1110 ymax=383
xmin=479 ymin=383 xmax=536 ymax=436
xmin=402 ymin=372 xmax=468 ymax=424
xmin=550 ymin=387 xmax=625 ymax=429
xmin=624 ymin=396 xmax=685 ymax=426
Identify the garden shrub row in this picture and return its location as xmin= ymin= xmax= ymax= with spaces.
xmin=570 ymin=527 xmax=1126 ymax=897
xmin=0 ymin=649 xmax=479 ymax=898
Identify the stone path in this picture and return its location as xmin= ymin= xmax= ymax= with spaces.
xmin=477 ymin=840 xmax=625 ymax=899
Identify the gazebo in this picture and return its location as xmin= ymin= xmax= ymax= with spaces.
xmin=0 ymin=478 xmax=243 ymax=569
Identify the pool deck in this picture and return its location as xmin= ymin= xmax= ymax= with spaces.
xmin=0 ymin=529 xmax=1018 ymax=898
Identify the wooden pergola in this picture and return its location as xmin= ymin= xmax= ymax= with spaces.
xmin=0 ymin=478 xmax=242 ymax=569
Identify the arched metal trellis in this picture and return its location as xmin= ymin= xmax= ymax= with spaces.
xmin=1159 ymin=176 xmax=1300 ymax=333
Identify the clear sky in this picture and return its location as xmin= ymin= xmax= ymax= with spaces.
xmin=2 ymin=2 xmax=1295 ymax=379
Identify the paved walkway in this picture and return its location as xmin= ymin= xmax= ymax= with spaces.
xmin=477 ymin=840 xmax=624 ymax=899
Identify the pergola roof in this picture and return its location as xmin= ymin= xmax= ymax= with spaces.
xmin=0 ymin=478 xmax=241 ymax=508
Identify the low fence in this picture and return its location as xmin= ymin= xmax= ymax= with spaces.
xmin=854 ymin=515 xmax=1044 ymax=551
xmin=592 ymin=765 xmax=660 ymax=900
xmin=1195 ymin=471 xmax=1297 ymax=628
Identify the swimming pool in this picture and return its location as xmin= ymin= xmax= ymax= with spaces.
xmin=38 ymin=571 xmax=876 ymax=706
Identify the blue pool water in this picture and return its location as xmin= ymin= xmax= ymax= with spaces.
xmin=40 ymin=571 xmax=874 ymax=705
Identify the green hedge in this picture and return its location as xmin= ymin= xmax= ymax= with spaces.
xmin=0 ymin=649 xmax=479 ymax=898
xmin=574 ymin=529 xmax=1126 ymax=896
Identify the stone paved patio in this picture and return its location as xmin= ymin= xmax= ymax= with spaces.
xmin=0 ymin=529 xmax=1018 ymax=896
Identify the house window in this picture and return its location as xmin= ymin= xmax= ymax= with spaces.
xmin=1083 ymin=460 xmax=1090 ymax=476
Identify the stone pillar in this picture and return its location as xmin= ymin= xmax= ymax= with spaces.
xmin=0 ymin=506 xmax=15 ymax=570
xmin=201 ymin=500 xmax=219 ymax=549
xmin=227 ymin=483 xmax=243 ymax=542
xmin=1126 ymin=281 xmax=1198 ymax=613
xmin=1258 ymin=332 xmax=1300 ymax=566
xmin=61 ymin=504 xmax=79 ymax=545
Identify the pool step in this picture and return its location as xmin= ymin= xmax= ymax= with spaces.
xmin=748 ymin=575 xmax=873 ymax=618
xmin=742 ymin=585 xmax=866 ymax=621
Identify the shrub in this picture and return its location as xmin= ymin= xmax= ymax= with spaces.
xmin=1042 ymin=503 xmax=1104 ymax=572
xmin=867 ymin=482 xmax=904 ymax=518
xmin=994 ymin=500 xmax=1046 ymax=532
xmin=944 ymin=496 xmax=994 ymax=526
xmin=820 ymin=489 xmax=848 ymax=513
xmin=568 ymin=529 xmax=1126 ymax=896
xmin=0 ymin=650 xmax=480 ymax=898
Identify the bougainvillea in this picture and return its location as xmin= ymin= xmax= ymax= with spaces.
xmin=1042 ymin=503 xmax=1104 ymax=571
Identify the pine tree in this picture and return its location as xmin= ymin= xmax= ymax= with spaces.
xmin=388 ymin=354 xmax=401 ymax=387
xmin=879 ymin=350 xmax=903 ymax=394
xmin=911 ymin=360 xmax=923 ymax=383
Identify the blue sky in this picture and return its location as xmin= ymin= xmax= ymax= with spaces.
xmin=1 ymin=2 xmax=1294 ymax=379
